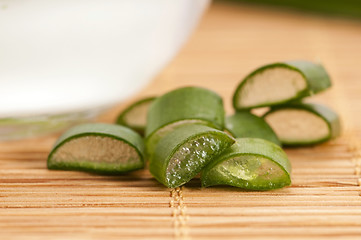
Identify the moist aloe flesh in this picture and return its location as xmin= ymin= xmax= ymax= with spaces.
xmin=264 ymin=103 xmax=341 ymax=146
xmin=145 ymin=119 xmax=212 ymax=158
xmin=48 ymin=123 xmax=145 ymax=174
xmin=149 ymin=124 xmax=235 ymax=188
xmin=233 ymin=60 xmax=331 ymax=110
xmin=201 ymin=138 xmax=291 ymax=190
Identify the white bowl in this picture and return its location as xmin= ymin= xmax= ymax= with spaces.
xmin=0 ymin=0 xmax=210 ymax=140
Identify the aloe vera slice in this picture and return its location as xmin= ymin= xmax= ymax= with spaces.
xmin=149 ymin=124 xmax=235 ymax=188
xmin=116 ymin=97 xmax=155 ymax=135
xmin=233 ymin=60 xmax=331 ymax=110
xmin=145 ymin=87 xmax=225 ymax=156
xmin=48 ymin=123 xmax=144 ymax=174
xmin=263 ymin=103 xmax=341 ymax=146
xmin=201 ymin=138 xmax=291 ymax=190
xmin=226 ymin=111 xmax=281 ymax=146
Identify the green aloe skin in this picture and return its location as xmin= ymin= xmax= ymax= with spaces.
xmin=145 ymin=86 xmax=225 ymax=137
xmin=263 ymin=102 xmax=341 ymax=146
xmin=48 ymin=123 xmax=145 ymax=174
xmin=149 ymin=124 xmax=235 ymax=188
xmin=233 ymin=60 xmax=331 ymax=110
xmin=226 ymin=111 xmax=281 ymax=146
xmin=201 ymin=138 xmax=291 ymax=190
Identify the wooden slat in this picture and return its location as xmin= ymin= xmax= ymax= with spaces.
xmin=1 ymin=1 xmax=361 ymax=239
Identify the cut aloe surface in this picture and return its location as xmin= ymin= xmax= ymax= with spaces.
xmin=233 ymin=60 xmax=331 ymax=110
xmin=145 ymin=119 xmax=214 ymax=158
xmin=149 ymin=124 xmax=235 ymax=188
xmin=116 ymin=97 xmax=155 ymax=136
xmin=201 ymin=138 xmax=291 ymax=190
xmin=145 ymin=87 xmax=225 ymax=156
xmin=226 ymin=111 xmax=281 ymax=146
xmin=263 ymin=103 xmax=341 ymax=146
xmin=48 ymin=123 xmax=145 ymax=174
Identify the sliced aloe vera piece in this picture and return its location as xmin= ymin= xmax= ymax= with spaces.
xmin=116 ymin=97 xmax=155 ymax=136
xmin=233 ymin=60 xmax=331 ymax=110
xmin=145 ymin=87 xmax=225 ymax=156
xmin=201 ymin=138 xmax=291 ymax=190
xmin=48 ymin=123 xmax=144 ymax=174
xmin=263 ymin=103 xmax=341 ymax=146
xmin=149 ymin=124 xmax=235 ymax=188
xmin=226 ymin=111 xmax=281 ymax=146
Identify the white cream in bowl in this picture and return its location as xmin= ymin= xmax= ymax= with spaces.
xmin=0 ymin=0 xmax=210 ymax=139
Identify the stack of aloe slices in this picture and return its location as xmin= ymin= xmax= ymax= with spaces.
xmin=144 ymin=87 xmax=291 ymax=189
xmin=47 ymin=60 xmax=340 ymax=191
xmin=232 ymin=60 xmax=341 ymax=146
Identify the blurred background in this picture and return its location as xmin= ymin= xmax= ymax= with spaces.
xmin=104 ymin=0 xmax=360 ymax=123
xmin=1 ymin=0 xmax=361 ymax=140
xmin=227 ymin=0 xmax=361 ymax=19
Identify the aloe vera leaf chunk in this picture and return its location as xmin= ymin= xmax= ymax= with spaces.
xmin=201 ymin=138 xmax=291 ymax=190
xmin=149 ymin=124 xmax=235 ymax=188
xmin=263 ymin=102 xmax=341 ymax=146
xmin=48 ymin=123 xmax=145 ymax=174
xmin=233 ymin=60 xmax=331 ymax=110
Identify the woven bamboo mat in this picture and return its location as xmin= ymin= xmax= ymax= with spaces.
xmin=1 ymin=1 xmax=361 ymax=239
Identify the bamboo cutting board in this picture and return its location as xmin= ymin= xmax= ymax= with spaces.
xmin=1 ymin=1 xmax=361 ymax=239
